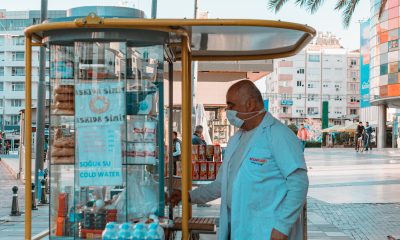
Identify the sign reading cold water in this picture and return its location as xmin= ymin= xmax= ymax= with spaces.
xmin=75 ymin=82 xmax=125 ymax=186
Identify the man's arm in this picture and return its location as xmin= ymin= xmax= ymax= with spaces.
xmin=270 ymin=123 xmax=308 ymax=237
xmin=273 ymin=169 xmax=309 ymax=236
xmin=189 ymin=165 xmax=222 ymax=204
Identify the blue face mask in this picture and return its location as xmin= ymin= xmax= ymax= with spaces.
xmin=226 ymin=109 xmax=265 ymax=128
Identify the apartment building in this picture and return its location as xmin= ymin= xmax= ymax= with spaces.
xmin=266 ymin=32 xmax=360 ymax=129
xmin=0 ymin=9 xmax=66 ymax=130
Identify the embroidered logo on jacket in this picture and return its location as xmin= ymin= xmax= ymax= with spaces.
xmin=249 ymin=157 xmax=267 ymax=166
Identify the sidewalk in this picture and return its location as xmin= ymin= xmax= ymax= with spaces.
xmin=0 ymin=155 xmax=49 ymax=239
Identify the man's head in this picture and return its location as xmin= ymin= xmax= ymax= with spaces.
xmin=194 ymin=125 xmax=203 ymax=135
xmin=300 ymin=123 xmax=304 ymax=129
xmin=359 ymin=121 xmax=363 ymax=125
xmin=226 ymin=80 xmax=265 ymax=130
xmin=173 ymin=131 xmax=178 ymax=139
xmin=366 ymin=122 xmax=369 ymax=126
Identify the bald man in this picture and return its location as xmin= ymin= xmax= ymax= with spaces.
xmin=169 ymin=80 xmax=308 ymax=240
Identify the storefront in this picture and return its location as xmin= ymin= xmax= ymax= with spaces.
xmin=24 ymin=6 xmax=315 ymax=239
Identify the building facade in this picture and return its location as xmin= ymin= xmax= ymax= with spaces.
xmin=0 ymin=10 xmax=66 ymax=130
xmin=266 ymin=33 xmax=360 ymax=137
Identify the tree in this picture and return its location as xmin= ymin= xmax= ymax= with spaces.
xmin=268 ymin=0 xmax=388 ymax=27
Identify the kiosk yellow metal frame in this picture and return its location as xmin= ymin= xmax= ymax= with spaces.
xmin=24 ymin=15 xmax=315 ymax=239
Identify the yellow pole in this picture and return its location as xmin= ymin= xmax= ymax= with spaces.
xmin=181 ymin=36 xmax=191 ymax=239
xmin=24 ymin=36 xmax=32 ymax=240
xmin=187 ymin=51 xmax=193 ymax=219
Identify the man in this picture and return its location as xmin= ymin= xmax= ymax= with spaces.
xmin=364 ymin=122 xmax=373 ymax=151
xmin=297 ymin=124 xmax=308 ymax=151
xmin=356 ymin=122 xmax=364 ymax=150
xmin=172 ymin=131 xmax=181 ymax=175
xmin=192 ymin=125 xmax=207 ymax=146
xmin=169 ymin=80 xmax=308 ymax=240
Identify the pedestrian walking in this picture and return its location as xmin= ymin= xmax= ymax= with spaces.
xmin=297 ymin=124 xmax=308 ymax=151
xmin=356 ymin=122 xmax=365 ymax=151
xmin=364 ymin=122 xmax=373 ymax=151
xmin=168 ymin=80 xmax=308 ymax=240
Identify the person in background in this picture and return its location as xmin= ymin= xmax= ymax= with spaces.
xmin=172 ymin=131 xmax=181 ymax=175
xmin=297 ymin=124 xmax=308 ymax=151
xmin=5 ymin=142 xmax=10 ymax=155
xmin=192 ymin=125 xmax=207 ymax=146
xmin=364 ymin=122 xmax=373 ymax=151
xmin=356 ymin=122 xmax=365 ymax=150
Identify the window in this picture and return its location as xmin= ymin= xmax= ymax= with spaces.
xmin=0 ymin=52 xmax=4 ymax=61
xmin=351 ymin=59 xmax=357 ymax=65
xmin=12 ymin=82 xmax=24 ymax=91
xmin=297 ymin=94 xmax=302 ymax=100
xmin=11 ymin=67 xmax=24 ymax=76
xmin=12 ymin=52 xmax=24 ymax=61
xmin=12 ymin=36 xmax=24 ymax=46
xmin=350 ymin=84 xmax=356 ymax=91
xmin=323 ymin=84 xmax=329 ymax=88
xmin=282 ymin=107 xmax=288 ymax=114
xmin=296 ymin=68 xmax=305 ymax=74
xmin=0 ymin=67 xmax=3 ymax=76
xmin=308 ymin=94 xmax=316 ymax=101
xmin=45 ymin=67 xmax=49 ymax=76
xmin=350 ymin=96 xmax=360 ymax=103
xmin=10 ymin=115 xmax=20 ymax=125
xmin=0 ymin=37 xmax=4 ymax=46
xmin=334 ymin=120 xmax=342 ymax=125
xmin=351 ymin=71 xmax=357 ymax=79
xmin=350 ymin=109 xmax=357 ymax=114
xmin=308 ymin=55 xmax=320 ymax=62
xmin=0 ymin=99 xmax=3 ymax=107
xmin=307 ymin=107 xmax=318 ymax=115
xmin=335 ymin=96 xmax=343 ymax=101
xmin=297 ymin=81 xmax=302 ymax=86
xmin=0 ymin=82 xmax=3 ymax=91
xmin=308 ymin=83 xmax=314 ymax=88
xmin=10 ymin=99 xmax=22 ymax=107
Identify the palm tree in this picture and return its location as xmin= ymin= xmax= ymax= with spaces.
xmin=268 ymin=0 xmax=388 ymax=27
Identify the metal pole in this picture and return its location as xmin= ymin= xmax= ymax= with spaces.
xmin=194 ymin=0 xmax=198 ymax=19
xmin=34 ymin=0 xmax=47 ymax=199
xmin=25 ymin=35 xmax=32 ymax=240
xmin=151 ymin=0 xmax=157 ymax=19
xmin=2 ymin=96 xmax=5 ymax=154
xmin=181 ymin=36 xmax=191 ymax=240
xmin=168 ymin=62 xmax=174 ymax=220
xmin=157 ymin=71 xmax=165 ymax=216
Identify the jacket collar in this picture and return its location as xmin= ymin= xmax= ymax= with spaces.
xmin=260 ymin=112 xmax=275 ymax=129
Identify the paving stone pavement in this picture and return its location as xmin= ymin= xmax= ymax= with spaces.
xmin=0 ymin=156 xmax=49 ymax=239
xmin=308 ymin=197 xmax=400 ymax=240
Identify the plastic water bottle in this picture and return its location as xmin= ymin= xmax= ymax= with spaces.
xmin=146 ymin=223 xmax=162 ymax=240
xmin=118 ymin=223 xmax=133 ymax=240
xmin=102 ymin=222 xmax=118 ymax=240
xmin=132 ymin=223 xmax=146 ymax=240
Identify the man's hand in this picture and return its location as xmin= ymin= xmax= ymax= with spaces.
xmin=168 ymin=189 xmax=182 ymax=207
xmin=271 ymin=228 xmax=288 ymax=240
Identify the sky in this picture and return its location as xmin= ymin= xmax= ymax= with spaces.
xmin=1 ymin=0 xmax=370 ymax=50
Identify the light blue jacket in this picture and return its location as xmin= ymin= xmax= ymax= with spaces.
xmin=190 ymin=113 xmax=308 ymax=240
